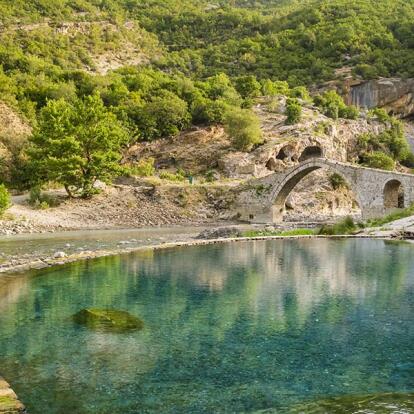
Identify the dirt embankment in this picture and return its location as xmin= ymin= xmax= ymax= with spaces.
xmin=1 ymin=182 xmax=239 ymax=235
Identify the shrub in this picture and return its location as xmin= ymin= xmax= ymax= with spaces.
xmin=285 ymin=98 xmax=302 ymax=124
xmin=191 ymin=98 xmax=230 ymax=124
xmin=234 ymin=75 xmax=261 ymax=98
xmin=243 ymin=228 xmax=315 ymax=237
xmin=204 ymin=170 xmax=217 ymax=182
xmin=28 ymin=186 xmax=60 ymax=208
xmin=339 ymin=105 xmax=359 ymax=120
xmin=401 ymin=152 xmax=414 ymax=168
xmin=356 ymin=120 xmax=412 ymax=165
xmin=289 ymin=86 xmax=310 ymax=101
xmin=0 ymin=184 xmax=11 ymax=217
xmin=130 ymin=158 xmax=155 ymax=177
xmin=139 ymin=92 xmax=191 ymax=140
xmin=314 ymin=90 xmax=359 ymax=120
xmin=353 ymin=64 xmax=378 ymax=80
xmin=369 ymin=108 xmax=391 ymax=124
xmin=261 ymin=80 xmax=290 ymax=96
xmin=159 ymin=171 xmax=186 ymax=182
xmin=224 ymin=107 xmax=263 ymax=151
xmin=329 ymin=173 xmax=347 ymax=190
xmin=362 ymin=152 xmax=395 ymax=170
xmin=318 ymin=216 xmax=357 ymax=235
xmin=367 ymin=203 xmax=414 ymax=227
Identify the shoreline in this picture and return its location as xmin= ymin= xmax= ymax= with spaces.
xmin=0 ymin=233 xmax=400 ymax=276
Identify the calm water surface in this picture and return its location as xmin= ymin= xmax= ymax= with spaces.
xmin=0 ymin=239 xmax=413 ymax=413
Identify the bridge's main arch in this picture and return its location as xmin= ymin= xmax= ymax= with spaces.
xmin=269 ymin=160 xmax=361 ymax=222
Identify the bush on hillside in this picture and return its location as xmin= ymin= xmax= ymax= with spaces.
xmin=362 ymin=152 xmax=395 ymax=170
xmin=224 ymin=108 xmax=263 ymax=151
xmin=262 ymin=80 xmax=290 ymax=97
xmin=357 ymin=120 xmax=411 ymax=165
xmin=285 ymin=98 xmax=302 ymax=125
xmin=234 ymin=75 xmax=261 ymax=98
xmin=0 ymin=184 xmax=11 ymax=216
xmin=128 ymin=158 xmax=156 ymax=177
xmin=289 ymin=86 xmax=310 ymax=101
xmin=369 ymin=108 xmax=392 ymax=124
xmin=329 ymin=173 xmax=347 ymax=190
xmin=313 ymin=91 xmax=359 ymax=120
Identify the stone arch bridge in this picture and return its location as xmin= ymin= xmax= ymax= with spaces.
xmin=236 ymin=158 xmax=414 ymax=223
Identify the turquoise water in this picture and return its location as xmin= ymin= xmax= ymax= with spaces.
xmin=0 ymin=239 xmax=413 ymax=413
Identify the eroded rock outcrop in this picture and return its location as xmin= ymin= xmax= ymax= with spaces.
xmin=346 ymin=78 xmax=414 ymax=118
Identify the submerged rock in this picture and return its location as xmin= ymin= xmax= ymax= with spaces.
xmin=72 ymin=309 xmax=144 ymax=333
xmin=0 ymin=377 xmax=26 ymax=413
xmin=268 ymin=392 xmax=414 ymax=414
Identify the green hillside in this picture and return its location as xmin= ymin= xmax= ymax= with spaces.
xmin=0 ymin=0 xmax=413 ymax=193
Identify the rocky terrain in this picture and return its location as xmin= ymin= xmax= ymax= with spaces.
xmin=126 ymin=95 xmax=392 ymax=223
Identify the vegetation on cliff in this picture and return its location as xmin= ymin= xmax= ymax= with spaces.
xmin=0 ymin=0 xmax=413 ymax=195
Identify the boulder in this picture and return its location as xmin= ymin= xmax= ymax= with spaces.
xmin=53 ymin=251 xmax=66 ymax=259
xmin=72 ymin=309 xmax=144 ymax=333
xmin=195 ymin=227 xmax=241 ymax=240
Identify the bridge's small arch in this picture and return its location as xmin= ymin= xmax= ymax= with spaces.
xmin=271 ymin=160 xmax=361 ymax=222
xmin=299 ymin=146 xmax=323 ymax=162
xmin=276 ymin=147 xmax=288 ymax=160
xmin=383 ymin=179 xmax=404 ymax=209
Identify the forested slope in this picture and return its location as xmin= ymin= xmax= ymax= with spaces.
xmin=0 ymin=0 xmax=413 ymax=195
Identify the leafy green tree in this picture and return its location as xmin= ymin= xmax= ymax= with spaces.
xmin=191 ymin=97 xmax=230 ymax=124
xmin=28 ymin=94 xmax=129 ymax=198
xmin=234 ymin=75 xmax=261 ymax=98
xmin=0 ymin=184 xmax=11 ymax=217
xmin=203 ymin=73 xmax=241 ymax=105
xmin=224 ymin=108 xmax=262 ymax=151
xmin=289 ymin=86 xmax=310 ymax=101
xmin=261 ymin=80 xmax=290 ymax=96
xmin=285 ymin=98 xmax=302 ymax=125
xmin=138 ymin=91 xmax=191 ymax=140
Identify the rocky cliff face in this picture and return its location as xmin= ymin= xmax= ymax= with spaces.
xmin=346 ymin=78 xmax=414 ymax=118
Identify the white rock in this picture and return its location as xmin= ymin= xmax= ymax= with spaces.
xmin=53 ymin=251 xmax=67 ymax=259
